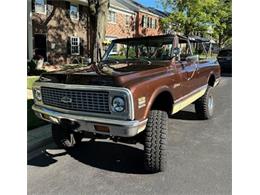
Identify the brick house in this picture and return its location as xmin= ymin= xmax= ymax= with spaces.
xmin=104 ymin=0 xmax=167 ymax=54
xmin=27 ymin=0 xmax=167 ymax=65
xmin=106 ymin=0 xmax=166 ymax=39
xmin=28 ymin=0 xmax=93 ymax=65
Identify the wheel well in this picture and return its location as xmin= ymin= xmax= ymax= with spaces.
xmin=151 ymin=91 xmax=173 ymax=115
xmin=208 ymin=74 xmax=216 ymax=87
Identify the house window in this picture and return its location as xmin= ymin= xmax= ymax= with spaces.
xmin=155 ymin=19 xmax=158 ymax=29
xmin=152 ymin=19 xmax=155 ymax=29
xmin=35 ymin=0 xmax=46 ymax=14
xmin=70 ymin=4 xmax=79 ymax=20
xmin=125 ymin=15 xmax=131 ymax=26
xmin=108 ymin=11 xmax=116 ymax=23
xmin=71 ymin=37 xmax=80 ymax=55
xmin=147 ymin=17 xmax=153 ymax=28
xmin=142 ymin=16 xmax=147 ymax=28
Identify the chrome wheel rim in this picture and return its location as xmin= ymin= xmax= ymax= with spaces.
xmin=208 ymin=95 xmax=214 ymax=116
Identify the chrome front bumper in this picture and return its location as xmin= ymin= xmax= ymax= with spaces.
xmin=32 ymin=105 xmax=147 ymax=137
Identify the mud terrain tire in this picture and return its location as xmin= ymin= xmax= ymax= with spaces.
xmin=144 ymin=110 xmax=168 ymax=173
xmin=195 ymin=86 xmax=214 ymax=119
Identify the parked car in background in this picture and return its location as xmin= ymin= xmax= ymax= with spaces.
xmin=217 ymin=48 xmax=232 ymax=73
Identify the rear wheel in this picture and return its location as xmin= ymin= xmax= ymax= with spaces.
xmin=195 ymin=86 xmax=214 ymax=119
xmin=144 ymin=110 xmax=168 ymax=173
xmin=52 ymin=124 xmax=83 ymax=148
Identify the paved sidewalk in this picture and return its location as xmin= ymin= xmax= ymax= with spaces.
xmin=27 ymin=89 xmax=33 ymax=99
xmin=28 ymin=124 xmax=52 ymax=154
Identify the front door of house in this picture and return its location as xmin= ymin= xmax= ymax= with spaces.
xmin=34 ymin=34 xmax=47 ymax=61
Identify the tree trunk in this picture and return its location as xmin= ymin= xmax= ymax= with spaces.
xmin=89 ymin=0 xmax=109 ymax=63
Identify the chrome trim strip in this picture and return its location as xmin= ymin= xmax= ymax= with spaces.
xmin=175 ymin=84 xmax=208 ymax=103
xmin=33 ymin=82 xmax=135 ymax=120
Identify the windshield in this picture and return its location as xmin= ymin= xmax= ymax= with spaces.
xmin=103 ymin=38 xmax=174 ymax=62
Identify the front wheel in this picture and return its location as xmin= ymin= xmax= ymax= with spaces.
xmin=144 ymin=110 xmax=168 ymax=173
xmin=195 ymin=86 xmax=214 ymax=119
xmin=51 ymin=124 xmax=83 ymax=148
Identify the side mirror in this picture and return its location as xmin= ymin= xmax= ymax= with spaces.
xmin=186 ymin=55 xmax=199 ymax=63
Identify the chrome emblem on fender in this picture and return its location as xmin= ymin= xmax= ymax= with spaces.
xmin=61 ymin=96 xmax=72 ymax=103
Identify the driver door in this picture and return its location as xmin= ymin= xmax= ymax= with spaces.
xmin=175 ymin=38 xmax=199 ymax=96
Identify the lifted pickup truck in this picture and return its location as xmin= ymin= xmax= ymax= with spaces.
xmin=32 ymin=34 xmax=220 ymax=172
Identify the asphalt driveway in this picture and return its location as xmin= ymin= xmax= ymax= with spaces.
xmin=28 ymin=76 xmax=232 ymax=195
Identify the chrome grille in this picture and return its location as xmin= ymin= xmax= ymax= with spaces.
xmin=41 ymin=87 xmax=110 ymax=114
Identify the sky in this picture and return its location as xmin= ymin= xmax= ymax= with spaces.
xmin=137 ymin=0 xmax=164 ymax=11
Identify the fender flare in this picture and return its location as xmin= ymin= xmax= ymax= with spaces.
xmin=144 ymin=85 xmax=174 ymax=118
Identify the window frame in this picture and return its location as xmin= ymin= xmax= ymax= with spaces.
xmin=70 ymin=3 xmax=79 ymax=21
xmin=149 ymin=17 xmax=152 ymax=28
xmin=125 ymin=15 xmax=131 ymax=27
xmin=35 ymin=0 xmax=47 ymax=15
xmin=155 ymin=19 xmax=158 ymax=29
xmin=70 ymin=36 xmax=80 ymax=56
xmin=108 ymin=10 xmax=116 ymax=24
xmin=142 ymin=15 xmax=148 ymax=28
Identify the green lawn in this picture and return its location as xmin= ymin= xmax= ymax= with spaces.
xmin=27 ymin=99 xmax=47 ymax=131
xmin=27 ymin=76 xmax=39 ymax=90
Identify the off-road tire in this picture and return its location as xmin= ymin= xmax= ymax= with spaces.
xmin=144 ymin=110 xmax=168 ymax=173
xmin=195 ymin=86 xmax=214 ymax=119
xmin=51 ymin=124 xmax=83 ymax=148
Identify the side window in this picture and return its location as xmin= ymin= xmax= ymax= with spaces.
xmin=191 ymin=42 xmax=207 ymax=60
xmin=178 ymin=40 xmax=192 ymax=61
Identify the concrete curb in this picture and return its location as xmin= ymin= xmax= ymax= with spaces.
xmin=27 ymin=124 xmax=53 ymax=153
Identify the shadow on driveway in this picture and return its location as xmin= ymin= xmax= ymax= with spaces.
xmin=170 ymin=110 xmax=201 ymax=121
xmin=28 ymin=140 xmax=148 ymax=174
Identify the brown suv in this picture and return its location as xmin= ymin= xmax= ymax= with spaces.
xmin=32 ymin=34 xmax=220 ymax=172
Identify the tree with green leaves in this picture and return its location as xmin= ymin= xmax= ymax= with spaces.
xmin=159 ymin=0 xmax=231 ymax=48
xmin=211 ymin=0 xmax=232 ymax=47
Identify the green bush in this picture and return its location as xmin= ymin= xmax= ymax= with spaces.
xmin=27 ymin=76 xmax=39 ymax=90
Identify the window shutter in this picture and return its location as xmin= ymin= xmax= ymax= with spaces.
xmin=65 ymin=1 xmax=70 ymax=17
xmin=142 ymin=15 xmax=144 ymax=27
xmin=31 ymin=0 xmax=35 ymax=12
xmin=67 ymin=37 xmax=71 ymax=55
xmin=80 ymin=38 xmax=84 ymax=56
xmin=79 ymin=5 xmax=83 ymax=20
